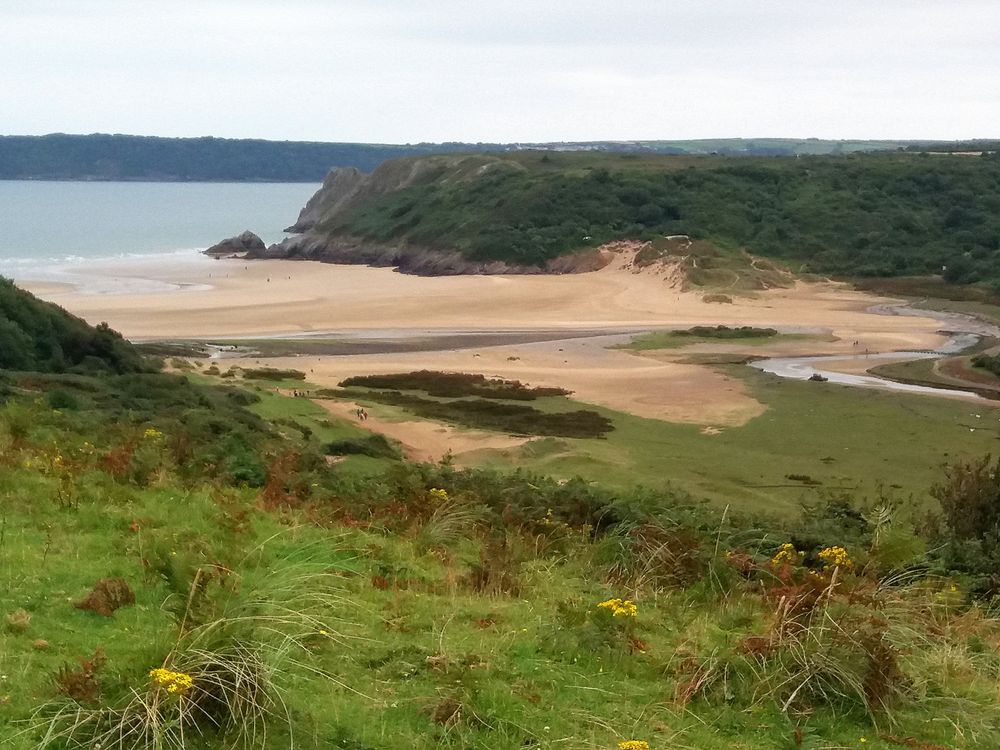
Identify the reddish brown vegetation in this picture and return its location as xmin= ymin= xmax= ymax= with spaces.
xmin=55 ymin=648 xmax=106 ymax=703
xmin=99 ymin=440 xmax=137 ymax=480
xmin=74 ymin=577 xmax=135 ymax=617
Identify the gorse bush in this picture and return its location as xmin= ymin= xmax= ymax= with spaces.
xmin=339 ymin=370 xmax=570 ymax=400
xmin=674 ymin=325 xmax=778 ymax=339
xmin=326 ymin=434 xmax=400 ymax=459
xmin=971 ymin=353 xmax=1000 ymax=378
xmin=335 ymin=389 xmax=613 ymax=438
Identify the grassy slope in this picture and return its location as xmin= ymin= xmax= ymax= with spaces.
xmin=438 ymin=368 xmax=1000 ymax=515
xmin=3 ymin=383 xmax=1000 ymax=750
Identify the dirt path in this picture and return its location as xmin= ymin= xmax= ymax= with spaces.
xmin=313 ymin=397 xmax=529 ymax=464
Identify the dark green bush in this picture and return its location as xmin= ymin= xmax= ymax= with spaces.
xmin=241 ymin=368 xmax=306 ymax=381
xmin=341 ymin=390 xmax=612 ymax=438
xmin=326 ymin=435 xmax=400 ymax=459
xmin=339 ymin=370 xmax=569 ymax=400
xmin=0 ymin=278 xmax=146 ymax=373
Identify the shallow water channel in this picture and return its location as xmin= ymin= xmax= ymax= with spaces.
xmin=749 ymin=304 xmax=1000 ymax=401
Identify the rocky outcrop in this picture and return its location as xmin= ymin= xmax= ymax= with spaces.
xmin=284 ymin=167 xmax=366 ymax=232
xmin=204 ymin=230 xmax=265 ymax=258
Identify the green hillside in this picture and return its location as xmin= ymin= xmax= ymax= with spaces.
xmin=3 ymin=292 xmax=1000 ymax=749
xmin=0 ymin=278 xmax=145 ymax=373
xmin=296 ymin=150 xmax=1000 ymax=288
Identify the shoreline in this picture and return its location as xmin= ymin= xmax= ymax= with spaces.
xmin=19 ymin=250 xmax=984 ymax=425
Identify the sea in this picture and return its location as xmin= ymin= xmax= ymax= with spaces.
xmin=0 ymin=180 xmax=319 ymax=290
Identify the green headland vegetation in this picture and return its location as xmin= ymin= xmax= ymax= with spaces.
xmin=298 ymin=150 xmax=1000 ymax=292
xmin=5 ymin=282 xmax=1000 ymax=749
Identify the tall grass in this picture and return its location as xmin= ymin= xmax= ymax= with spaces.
xmin=28 ymin=545 xmax=361 ymax=750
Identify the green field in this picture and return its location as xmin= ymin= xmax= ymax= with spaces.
xmin=341 ymin=367 xmax=1000 ymax=516
xmin=620 ymin=329 xmax=830 ymax=351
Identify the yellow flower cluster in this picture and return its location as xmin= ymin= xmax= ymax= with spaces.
xmin=618 ymin=741 xmax=650 ymax=750
xmin=143 ymin=427 xmax=164 ymax=441
xmin=818 ymin=546 xmax=853 ymax=570
xmin=598 ymin=598 xmax=638 ymax=617
xmin=770 ymin=543 xmax=803 ymax=567
xmin=149 ymin=667 xmax=194 ymax=695
xmin=428 ymin=488 xmax=449 ymax=501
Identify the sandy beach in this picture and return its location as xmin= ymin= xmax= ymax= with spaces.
xmin=22 ymin=252 xmax=946 ymax=344
xmin=19 ymin=251 xmax=953 ymax=437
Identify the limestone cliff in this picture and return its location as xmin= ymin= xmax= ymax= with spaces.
xmin=254 ymin=154 xmax=599 ymax=275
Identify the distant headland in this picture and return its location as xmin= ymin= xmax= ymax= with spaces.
xmin=3 ymin=132 xmax=997 ymax=182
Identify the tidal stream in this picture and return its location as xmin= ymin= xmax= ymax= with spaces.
xmin=749 ymin=304 xmax=1000 ymax=401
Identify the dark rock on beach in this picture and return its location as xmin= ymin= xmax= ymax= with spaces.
xmin=204 ymin=230 xmax=266 ymax=258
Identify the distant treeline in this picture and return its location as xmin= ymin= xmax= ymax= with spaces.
xmin=0 ymin=134 xmax=498 ymax=182
xmin=0 ymin=133 xmax=967 ymax=182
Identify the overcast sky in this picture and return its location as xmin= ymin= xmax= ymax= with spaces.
xmin=2 ymin=0 xmax=998 ymax=143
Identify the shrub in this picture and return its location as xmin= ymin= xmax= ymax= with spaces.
xmin=336 ymin=390 xmax=613 ymax=438
xmin=326 ymin=435 xmax=400 ymax=459
xmin=45 ymin=388 xmax=79 ymax=410
xmin=241 ymin=368 xmax=306 ymax=381
xmin=674 ymin=325 xmax=778 ymax=339
xmin=339 ymin=370 xmax=570 ymax=400
xmin=933 ymin=455 xmax=1000 ymax=542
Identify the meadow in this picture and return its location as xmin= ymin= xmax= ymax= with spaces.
xmin=4 ymin=368 xmax=1000 ymax=750
xmin=324 ymin=365 xmax=1000 ymax=515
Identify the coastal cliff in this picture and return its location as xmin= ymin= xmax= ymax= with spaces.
xmin=251 ymin=149 xmax=1000 ymax=287
xmin=253 ymin=154 xmax=609 ymax=274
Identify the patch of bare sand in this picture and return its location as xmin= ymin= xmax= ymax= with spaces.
xmin=234 ymin=334 xmax=766 ymax=427
xmin=20 ymin=252 xmax=946 ymax=351
xmin=314 ymin=397 xmax=528 ymax=464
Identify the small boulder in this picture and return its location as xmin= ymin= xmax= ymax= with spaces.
xmin=204 ymin=230 xmax=266 ymax=258
xmin=74 ymin=578 xmax=135 ymax=617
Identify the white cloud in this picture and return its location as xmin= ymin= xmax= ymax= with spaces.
xmin=0 ymin=0 xmax=998 ymax=141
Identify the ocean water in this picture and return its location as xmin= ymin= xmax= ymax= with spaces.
xmin=0 ymin=181 xmax=319 ymax=282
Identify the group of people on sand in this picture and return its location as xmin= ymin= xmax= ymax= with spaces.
xmin=355 ymin=407 xmax=369 ymax=421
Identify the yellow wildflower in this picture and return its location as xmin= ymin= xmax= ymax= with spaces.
xmin=618 ymin=741 xmax=651 ymax=750
xmin=149 ymin=667 xmax=194 ymax=695
xmin=770 ymin=543 xmax=803 ymax=567
xmin=597 ymin=598 xmax=638 ymax=617
xmin=428 ymin=488 xmax=449 ymax=501
xmin=817 ymin=545 xmax=853 ymax=570
xmin=143 ymin=427 xmax=164 ymax=441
